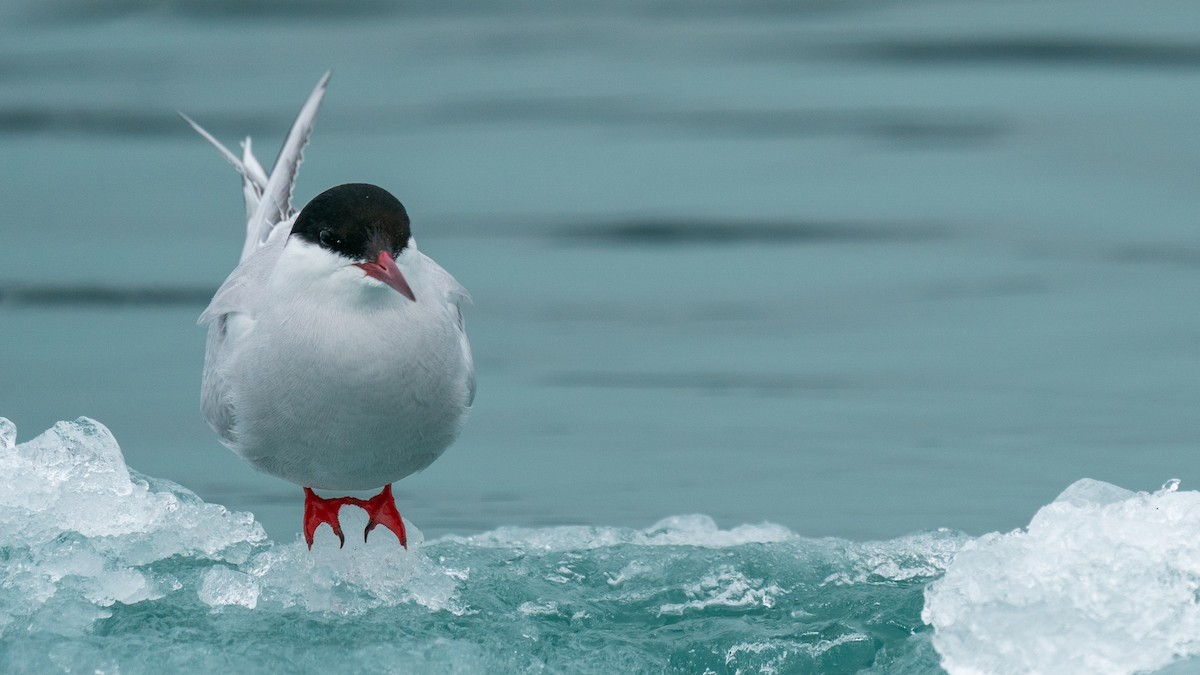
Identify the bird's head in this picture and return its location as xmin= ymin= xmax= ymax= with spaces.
xmin=288 ymin=183 xmax=417 ymax=301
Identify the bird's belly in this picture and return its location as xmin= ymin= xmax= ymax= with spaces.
xmin=224 ymin=310 xmax=470 ymax=490
xmin=243 ymin=406 xmax=460 ymax=490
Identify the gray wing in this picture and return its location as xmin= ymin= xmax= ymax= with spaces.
xmin=201 ymin=314 xmax=239 ymax=445
xmin=457 ymin=301 xmax=476 ymax=408
xmin=199 ymin=237 xmax=283 ymax=445
xmin=422 ymin=250 xmax=476 ymax=408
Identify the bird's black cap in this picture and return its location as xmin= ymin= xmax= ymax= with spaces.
xmin=291 ymin=183 xmax=412 ymax=261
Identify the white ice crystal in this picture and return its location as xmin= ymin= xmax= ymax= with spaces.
xmin=924 ymin=478 xmax=1200 ymax=675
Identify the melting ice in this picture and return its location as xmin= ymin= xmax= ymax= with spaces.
xmin=924 ymin=477 xmax=1200 ymax=675
xmin=1 ymin=417 xmax=1198 ymax=674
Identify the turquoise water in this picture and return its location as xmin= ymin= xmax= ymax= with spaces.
xmin=2 ymin=0 xmax=1200 ymax=671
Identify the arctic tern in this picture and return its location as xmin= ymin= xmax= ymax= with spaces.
xmin=184 ymin=73 xmax=474 ymax=549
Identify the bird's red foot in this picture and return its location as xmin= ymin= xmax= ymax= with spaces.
xmin=303 ymin=487 xmax=356 ymax=549
xmin=360 ymin=484 xmax=407 ymax=548
xmin=302 ymin=485 xmax=408 ymax=549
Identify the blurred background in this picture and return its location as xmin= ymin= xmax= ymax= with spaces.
xmin=1 ymin=0 xmax=1198 ymax=542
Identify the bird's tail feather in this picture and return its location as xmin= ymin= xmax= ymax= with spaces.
xmin=180 ymin=71 xmax=331 ymax=263
xmin=238 ymin=138 xmax=267 ymax=229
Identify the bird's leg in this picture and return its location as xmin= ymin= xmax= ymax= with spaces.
xmin=358 ymin=484 xmax=407 ymax=548
xmin=303 ymin=487 xmax=355 ymax=549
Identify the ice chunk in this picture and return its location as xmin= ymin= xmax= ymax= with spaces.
xmin=0 ymin=417 xmax=133 ymax=519
xmin=923 ymin=478 xmax=1200 ymax=675
xmin=198 ymin=568 xmax=260 ymax=609
xmin=0 ymin=417 xmax=15 ymax=450
xmin=242 ymin=519 xmax=465 ymax=615
xmin=1050 ymin=476 xmax=1136 ymax=508
xmin=0 ymin=417 xmax=266 ymax=636
xmin=0 ymin=417 xmax=464 ymax=624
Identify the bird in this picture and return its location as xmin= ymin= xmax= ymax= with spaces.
xmin=182 ymin=73 xmax=474 ymax=549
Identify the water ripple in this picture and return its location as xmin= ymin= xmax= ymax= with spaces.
xmin=0 ymin=284 xmax=214 ymax=307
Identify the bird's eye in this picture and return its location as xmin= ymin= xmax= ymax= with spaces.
xmin=318 ymin=229 xmax=336 ymax=248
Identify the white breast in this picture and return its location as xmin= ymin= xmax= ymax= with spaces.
xmin=206 ymin=242 xmax=473 ymax=490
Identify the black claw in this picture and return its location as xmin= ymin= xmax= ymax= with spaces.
xmin=337 ymin=531 xmax=345 ymax=548
xmin=364 ymin=520 xmax=376 ymax=542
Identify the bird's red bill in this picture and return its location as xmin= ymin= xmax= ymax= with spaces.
xmin=355 ymin=250 xmax=416 ymax=301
